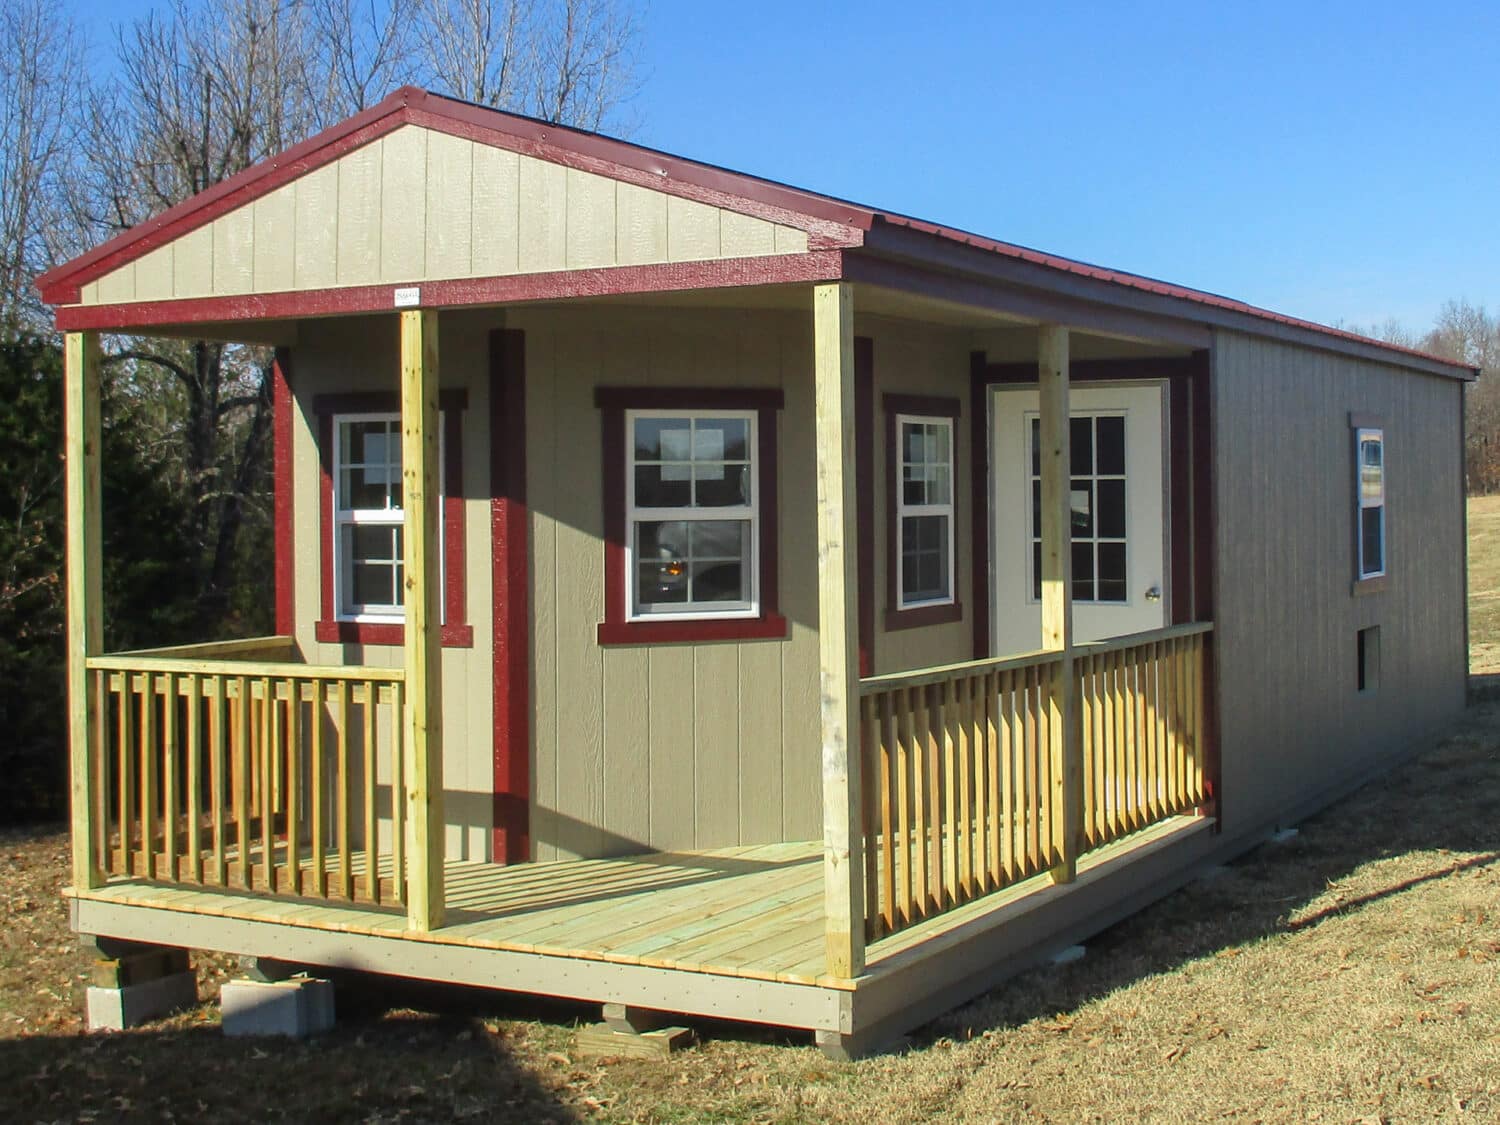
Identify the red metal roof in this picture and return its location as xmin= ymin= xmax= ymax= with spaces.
xmin=39 ymin=87 xmax=1475 ymax=379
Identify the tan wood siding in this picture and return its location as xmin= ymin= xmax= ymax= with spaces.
xmin=864 ymin=317 xmax=976 ymax=674
xmin=1211 ymin=330 xmax=1467 ymax=837
xmin=81 ymin=125 xmax=811 ymax=306
xmin=290 ymin=312 xmax=497 ymax=863
xmin=518 ymin=305 xmax=823 ymax=860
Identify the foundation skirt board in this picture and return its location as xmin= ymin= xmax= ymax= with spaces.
xmin=575 ymin=1023 xmax=695 ymax=1059
xmin=86 ymin=970 xmax=198 ymax=1031
xmin=221 ymin=977 xmax=336 ymax=1038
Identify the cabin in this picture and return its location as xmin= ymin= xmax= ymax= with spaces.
xmin=40 ymin=87 xmax=1475 ymax=1056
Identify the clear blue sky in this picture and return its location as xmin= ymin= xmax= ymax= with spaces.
xmin=69 ymin=0 xmax=1498 ymax=331
xmin=632 ymin=1 xmax=1499 ymax=332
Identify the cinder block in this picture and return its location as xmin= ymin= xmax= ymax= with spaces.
xmin=87 ymin=970 xmax=198 ymax=1031
xmin=1049 ymin=944 xmax=1087 ymax=966
xmin=221 ymin=977 xmax=336 ymax=1038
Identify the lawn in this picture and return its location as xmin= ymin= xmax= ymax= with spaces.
xmin=1 ymin=509 xmax=1497 ymax=1123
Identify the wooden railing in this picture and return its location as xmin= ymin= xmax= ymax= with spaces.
xmin=859 ymin=623 xmax=1213 ymax=941
xmin=1077 ymin=625 xmax=1210 ymax=851
xmin=82 ymin=638 xmax=409 ymax=908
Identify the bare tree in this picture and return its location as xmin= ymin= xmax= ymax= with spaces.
xmin=69 ymin=0 xmax=323 ymax=625
xmin=415 ymin=0 xmax=640 ymax=127
xmin=0 ymin=0 xmax=80 ymax=340
xmin=306 ymin=0 xmax=420 ymax=124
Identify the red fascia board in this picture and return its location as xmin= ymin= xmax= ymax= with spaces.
xmin=864 ymin=217 xmax=1476 ymax=380
xmin=37 ymin=91 xmax=416 ymax=304
xmin=53 ymin=251 xmax=847 ymax=332
xmin=39 ymin=86 xmax=869 ymax=305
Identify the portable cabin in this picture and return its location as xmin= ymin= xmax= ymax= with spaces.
xmin=40 ymin=88 xmax=1475 ymax=1057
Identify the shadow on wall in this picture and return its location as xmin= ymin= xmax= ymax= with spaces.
xmin=913 ymin=704 xmax=1500 ymax=1044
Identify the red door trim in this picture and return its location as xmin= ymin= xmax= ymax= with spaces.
xmin=490 ymin=329 xmax=530 ymax=863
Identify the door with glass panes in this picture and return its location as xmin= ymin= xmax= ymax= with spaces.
xmin=990 ymin=382 xmax=1167 ymax=655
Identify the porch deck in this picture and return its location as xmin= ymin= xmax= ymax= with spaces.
xmin=69 ymin=813 xmax=1213 ymax=1042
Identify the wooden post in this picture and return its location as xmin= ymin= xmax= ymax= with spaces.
xmin=65 ymin=332 xmax=104 ymax=891
xmin=813 ymin=282 xmax=866 ymax=978
xmin=401 ymin=309 xmax=445 ymax=932
xmin=1037 ymin=325 xmax=1081 ymax=884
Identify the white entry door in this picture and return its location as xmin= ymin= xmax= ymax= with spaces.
xmin=990 ymin=383 xmax=1168 ymax=655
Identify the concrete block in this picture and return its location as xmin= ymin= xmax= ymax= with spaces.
xmin=1049 ymin=944 xmax=1087 ymax=966
xmin=87 ymin=970 xmax=198 ymax=1031
xmin=221 ymin=977 xmax=335 ymax=1038
xmin=1269 ymin=827 xmax=1300 ymax=844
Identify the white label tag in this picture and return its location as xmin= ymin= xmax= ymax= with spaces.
xmin=393 ymin=286 xmax=420 ymax=308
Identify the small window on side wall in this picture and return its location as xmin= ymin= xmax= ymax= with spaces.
xmin=885 ymin=394 xmax=962 ymax=630
xmin=1354 ymin=421 xmax=1385 ymax=583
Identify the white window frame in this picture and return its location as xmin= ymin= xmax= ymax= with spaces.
xmin=895 ymin=413 xmax=956 ymax=610
xmin=330 ymin=411 xmax=446 ymax=624
xmin=624 ymin=408 xmax=759 ymax=621
xmin=1356 ymin=426 xmax=1386 ymax=580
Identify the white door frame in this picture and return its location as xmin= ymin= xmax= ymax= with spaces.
xmin=986 ymin=380 xmax=1171 ymax=656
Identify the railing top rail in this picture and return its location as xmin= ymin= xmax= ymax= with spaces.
xmin=857 ymin=620 xmax=1214 ymax=695
xmin=85 ymin=653 xmax=405 ymax=682
xmin=1074 ymin=620 xmax=1214 ymax=658
xmin=860 ymin=646 xmax=1064 ymax=695
xmin=100 ymin=635 xmax=295 ymax=660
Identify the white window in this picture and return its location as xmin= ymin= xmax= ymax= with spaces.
xmin=332 ymin=413 xmax=444 ymax=622
xmin=1356 ymin=427 xmax=1385 ymax=579
xmin=896 ymin=414 xmax=955 ymax=608
xmin=625 ymin=410 xmax=757 ymax=619
xmin=1029 ymin=413 xmax=1128 ymax=603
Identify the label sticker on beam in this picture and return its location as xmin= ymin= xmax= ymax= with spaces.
xmin=394 ymin=287 xmax=421 ymax=308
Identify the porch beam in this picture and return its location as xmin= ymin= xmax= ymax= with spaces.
xmin=65 ymin=331 xmax=104 ymax=891
xmin=1037 ymin=325 xmax=1082 ymax=884
xmin=400 ymin=309 xmax=445 ymax=932
xmin=813 ymin=281 xmax=866 ymax=979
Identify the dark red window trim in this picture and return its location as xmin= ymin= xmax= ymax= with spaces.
xmin=885 ymin=392 xmax=964 ymax=632
xmin=595 ymin=386 xmax=788 ymax=645
xmin=313 ymin=388 xmax=474 ymax=647
xmin=490 ymin=330 xmax=530 ymax=864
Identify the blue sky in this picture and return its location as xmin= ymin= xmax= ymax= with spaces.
xmin=631 ymin=1 xmax=1498 ymax=331
xmin=69 ymin=0 xmax=1498 ymax=331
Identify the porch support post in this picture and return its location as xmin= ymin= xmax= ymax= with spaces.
xmin=1037 ymin=324 xmax=1082 ymax=884
xmin=65 ymin=331 xmax=104 ymax=892
xmin=813 ymin=281 xmax=866 ymax=978
xmin=400 ymin=309 xmax=445 ymax=932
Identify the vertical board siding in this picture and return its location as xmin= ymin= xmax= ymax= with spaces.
xmin=521 ymin=307 xmax=829 ymax=859
xmin=1212 ymin=330 xmax=1466 ymax=838
xmin=81 ymin=125 xmax=815 ymax=305
xmin=291 ymin=313 xmax=496 ymax=863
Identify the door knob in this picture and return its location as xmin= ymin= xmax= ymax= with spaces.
xmin=1144 ymin=586 xmax=1162 ymax=602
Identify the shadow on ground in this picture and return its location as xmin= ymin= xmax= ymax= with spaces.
xmin=0 ymin=986 xmax=585 ymax=1124
xmin=912 ymin=700 xmax=1500 ymax=1047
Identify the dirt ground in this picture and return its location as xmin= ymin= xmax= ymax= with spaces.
xmin=1 ymin=506 xmax=1495 ymax=1122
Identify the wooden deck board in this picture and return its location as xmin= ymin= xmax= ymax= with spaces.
xmin=72 ymin=818 xmax=1206 ymax=993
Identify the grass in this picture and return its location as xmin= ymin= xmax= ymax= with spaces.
xmin=1 ymin=507 xmax=1497 ymax=1122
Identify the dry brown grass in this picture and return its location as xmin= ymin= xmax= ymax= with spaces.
xmin=1469 ymin=494 xmax=1500 ymax=673
xmin=2 ymin=513 xmax=1497 ymax=1122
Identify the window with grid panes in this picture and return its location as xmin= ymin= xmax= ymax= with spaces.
xmin=1030 ymin=413 xmax=1128 ymax=602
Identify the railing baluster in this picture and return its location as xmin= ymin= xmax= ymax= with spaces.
xmin=92 ymin=670 xmax=109 ymax=876
xmin=185 ymin=674 xmax=202 ymax=883
xmin=260 ymin=676 xmax=275 ymax=892
xmin=878 ymin=693 xmax=896 ymax=936
xmin=337 ymin=681 xmax=352 ymax=901
xmin=896 ymin=686 xmax=913 ymax=929
xmin=139 ymin=673 xmax=157 ymax=879
xmin=390 ymin=679 xmax=406 ymax=908
xmin=310 ymin=679 xmax=326 ymax=899
xmin=161 ymin=672 xmax=177 ymax=881
xmin=210 ymin=675 xmax=226 ymax=884
xmin=859 ymin=693 xmax=878 ymax=940
xmin=285 ymin=678 xmax=302 ymax=896
xmin=956 ymin=676 xmax=973 ymax=901
xmin=362 ymin=681 xmax=378 ymax=905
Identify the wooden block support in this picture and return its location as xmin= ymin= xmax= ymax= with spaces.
xmin=1037 ymin=325 xmax=1082 ymax=884
xmin=401 ymin=309 xmax=445 ymax=932
xmin=575 ymin=1023 xmax=695 ymax=1059
xmin=813 ymin=282 xmax=866 ymax=979
xmin=91 ymin=949 xmax=190 ymax=989
xmin=65 ymin=331 xmax=104 ymax=892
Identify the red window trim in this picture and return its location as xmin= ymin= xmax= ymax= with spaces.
xmin=885 ymin=392 xmax=964 ymax=632
xmin=314 ymin=388 xmax=474 ymax=647
xmin=595 ymin=386 xmax=788 ymax=646
xmin=273 ymin=348 xmax=295 ymax=636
